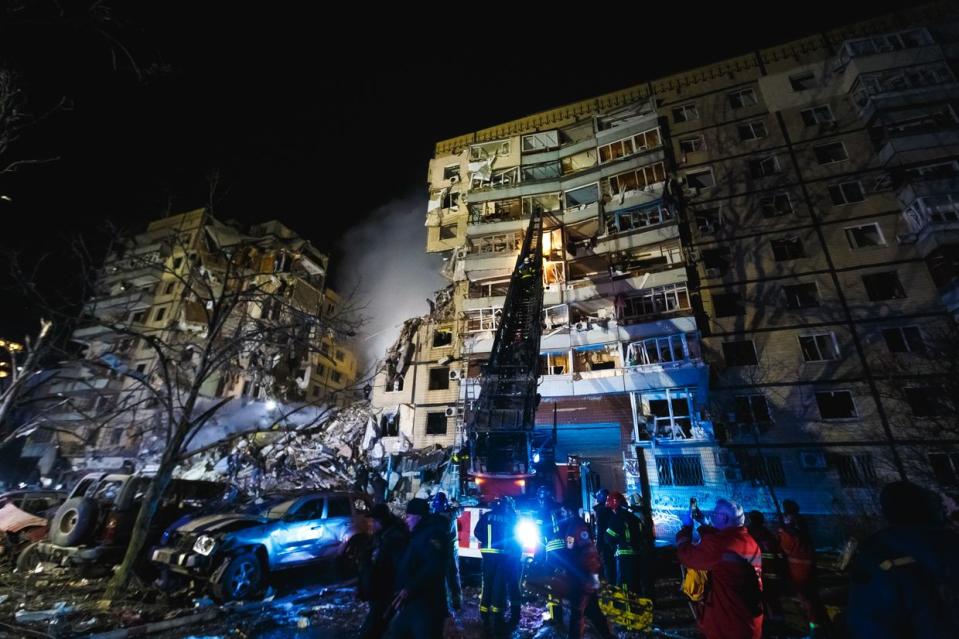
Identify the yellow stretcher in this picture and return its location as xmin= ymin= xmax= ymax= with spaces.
xmin=597 ymin=584 xmax=654 ymax=631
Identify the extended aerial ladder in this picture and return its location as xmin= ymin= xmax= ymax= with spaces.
xmin=466 ymin=208 xmax=545 ymax=494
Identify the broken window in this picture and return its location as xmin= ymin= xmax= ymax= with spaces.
xmin=799 ymin=333 xmax=840 ymax=361
xmin=845 ymin=223 xmax=885 ymax=248
xmin=904 ymin=386 xmax=951 ymax=417
xmin=153 ymin=306 xmax=168 ymax=322
xmin=695 ymin=206 xmax=723 ymax=232
xmin=685 ymin=168 xmax=715 ymax=189
xmin=621 ymin=283 xmax=691 ymax=319
xmin=728 ymin=88 xmax=758 ymax=109
xmin=598 ymin=127 xmax=662 ymax=164
xmin=563 ymin=184 xmax=600 ymax=209
xmin=930 ymin=452 xmax=959 ymax=486
xmin=439 ymin=223 xmax=457 ymax=240
xmin=771 ymin=236 xmax=805 ymax=261
xmin=828 ymin=181 xmax=865 ymax=205
xmin=789 ymin=72 xmax=817 ymax=91
xmin=608 ymin=162 xmax=666 ymax=195
xmin=172 ymin=256 xmax=183 ymax=270
xmin=544 ymin=304 xmax=569 ymax=329
xmin=522 ymin=131 xmax=559 ymax=152
xmin=672 ymin=104 xmax=699 ymax=123
xmin=560 ymin=149 xmax=597 ymax=174
xmin=572 ymin=343 xmax=621 ymax=372
xmin=801 ymin=105 xmax=835 ymax=126
xmin=522 ymin=161 xmax=562 ymax=181
xmin=713 ymin=291 xmax=744 ymax=317
xmin=469 ymin=140 xmax=510 ymax=161
xmin=841 ymin=28 xmax=933 ymax=61
xmin=626 ymin=334 xmax=692 ymax=366
xmin=814 ymin=142 xmax=849 ymax=165
xmin=432 ymin=328 xmax=453 ymax=348
xmin=783 ymin=283 xmax=820 ymax=309
xmin=468 ymin=197 xmax=522 ymax=223
xmin=163 ymin=281 xmax=176 ymax=295
xmin=611 ymin=243 xmax=680 ymax=274
xmin=604 ymin=203 xmax=672 ymax=235
xmin=442 ymin=164 xmax=460 ymax=180
xmin=428 ymin=367 xmax=450 ymax=391
xmin=441 ymin=191 xmax=460 ymax=209
xmin=862 ymin=271 xmax=906 ymax=301
xmin=723 ymin=340 xmax=758 ymax=366
xmin=749 ymin=155 xmax=781 ymax=179
xmin=881 ymin=326 xmax=925 ymax=354
xmin=905 ymin=160 xmax=959 ymax=181
xmin=468 ymin=279 xmax=511 ymax=299
xmin=426 ymin=412 xmax=448 ymax=435
xmin=679 ymin=135 xmax=707 ymax=154
xmin=522 ymin=193 xmax=562 ymax=216
xmin=381 ymin=412 xmax=400 ymax=437
xmin=835 ymin=454 xmax=876 ymax=487
xmin=331 ymin=370 xmax=342 ymax=383
xmin=816 ymin=390 xmax=857 ymax=419
xmin=738 ymin=120 xmax=768 ymax=142
xmin=701 ymin=246 xmax=732 ymax=272
xmin=539 ymin=352 xmax=567 ymax=375
xmin=656 ymin=455 xmax=704 ymax=485
xmin=465 ymin=307 xmax=501 ymax=332
xmin=130 ymin=310 xmax=146 ymax=324
xmin=734 ymin=394 xmax=772 ymax=424
xmin=760 ymin=193 xmax=793 ymax=217
xmin=469 ymin=231 xmax=522 ymax=255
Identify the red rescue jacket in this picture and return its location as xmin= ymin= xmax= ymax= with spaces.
xmin=677 ymin=525 xmax=764 ymax=639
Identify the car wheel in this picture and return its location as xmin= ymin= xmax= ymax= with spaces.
xmin=211 ymin=551 xmax=264 ymax=602
xmin=16 ymin=542 xmax=42 ymax=573
xmin=49 ymin=497 xmax=98 ymax=546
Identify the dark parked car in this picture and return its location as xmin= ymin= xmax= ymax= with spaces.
xmin=35 ymin=472 xmax=230 ymax=573
xmin=151 ymin=491 xmax=372 ymax=600
xmin=0 ymin=490 xmax=67 ymax=519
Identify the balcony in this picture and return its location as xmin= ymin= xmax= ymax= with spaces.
xmin=901 ymin=195 xmax=959 ymax=257
xmin=877 ymin=129 xmax=959 ymax=166
xmin=83 ymin=288 xmax=152 ymax=314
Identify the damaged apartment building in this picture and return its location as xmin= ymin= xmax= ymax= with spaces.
xmin=19 ymin=209 xmax=359 ymax=477
xmin=407 ymin=2 xmax=959 ymax=527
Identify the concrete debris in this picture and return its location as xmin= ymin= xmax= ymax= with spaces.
xmin=175 ymin=402 xmax=388 ymax=495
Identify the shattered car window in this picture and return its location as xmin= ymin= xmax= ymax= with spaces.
xmin=91 ymin=480 xmax=123 ymax=503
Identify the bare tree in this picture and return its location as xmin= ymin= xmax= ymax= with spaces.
xmin=9 ymin=210 xmax=366 ymax=596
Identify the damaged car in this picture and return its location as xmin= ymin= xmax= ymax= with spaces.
xmin=151 ymin=491 xmax=372 ymax=601
xmin=33 ymin=472 xmax=231 ymax=575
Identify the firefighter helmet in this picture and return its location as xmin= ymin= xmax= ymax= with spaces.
xmin=606 ymin=491 xmax=627 ymax=510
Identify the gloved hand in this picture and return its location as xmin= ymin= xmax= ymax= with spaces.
xmin=680 ymin=510 xmax=694 ymax=528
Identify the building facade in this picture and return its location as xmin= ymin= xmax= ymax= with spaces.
xmin=21 ymin=209 xmax=359 ymax=474
xmin=413 ymin=3 xmax=959 ymax=531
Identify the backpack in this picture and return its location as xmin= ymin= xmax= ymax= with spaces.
xmin=681 ymin=567 xmax=709 ymax=602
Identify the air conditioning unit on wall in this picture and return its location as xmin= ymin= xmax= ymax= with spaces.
xmin=445 ymin=406 xmax=464 ymax=417
xmin=448 ymin=369 xmax=462 ymax=381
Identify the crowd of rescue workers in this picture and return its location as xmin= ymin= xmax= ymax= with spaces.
xmin=355 ymin=479 xmax=958 ymax=639
xmin=359 ymin=481 xmax=959 ymax=639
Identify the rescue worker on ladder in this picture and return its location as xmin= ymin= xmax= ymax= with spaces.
xmin=605 ymin=491 xmax=652 ymax=599
xmin=475 ymin=498 xmax=513 ymax=637
xmin=554 ymin=504 xmax=615 ymax=639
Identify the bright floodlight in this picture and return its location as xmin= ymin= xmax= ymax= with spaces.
xmin=265 ymin=399 xmax=277 ymax=411
xmin=532 ymin=452 xmax=541 ymax=464
xmin=515 ymin=517 xmax=540 ymax=550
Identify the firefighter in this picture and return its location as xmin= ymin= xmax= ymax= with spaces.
xmin=357 ymin=504 xmax=409 ymax=639
xmin=592 ymin=488 xmax=615 ymax=583
xmin=501 ymin=496 xmax=524 ymax=629
xmin=475 ymin=498 xmax=512 ymax=637
xmin=605 ymin=491 xmax=651 ymax=598
xmin=429 ymin=491 xmax=462 ymax=610
xmin=542 ymin=500 xmax=568 ymax=625
xmin=746 ymin=510 xmax=786 ymax=634
xmin=778 ymin=500 xmax=830 ymax=638
xmin=388 ymin=498 xmax=448 ymax=639
xmin=555 ymin=504 xmax=615 ymax=639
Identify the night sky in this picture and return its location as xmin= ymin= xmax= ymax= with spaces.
xmin=0 ymin=1 xmax=915 ymax=345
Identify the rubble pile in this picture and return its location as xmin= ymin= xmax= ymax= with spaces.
xmin=176 ymin=402 xmax=383 ymax=494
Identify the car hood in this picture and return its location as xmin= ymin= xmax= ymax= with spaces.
xmin=175 ymin=513 xmax=268 ymax=534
